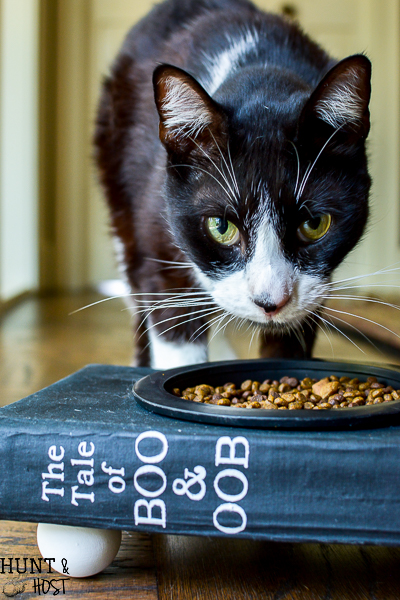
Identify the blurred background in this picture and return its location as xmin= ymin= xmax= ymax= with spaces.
xmin=0 ymin=0 xmax=399 ymax=405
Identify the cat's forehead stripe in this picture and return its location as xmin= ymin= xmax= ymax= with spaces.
xmin=202 ymin=29 xmax=259 ymax=96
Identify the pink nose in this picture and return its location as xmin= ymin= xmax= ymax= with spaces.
xmin=254 ymin=296 xmax=290 ymax=315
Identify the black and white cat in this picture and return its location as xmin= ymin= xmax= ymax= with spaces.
xmin=94 ymin=0 xmax=371 ymax=369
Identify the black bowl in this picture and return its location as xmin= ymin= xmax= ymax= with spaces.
xmin=133 ymin=358 xmax=400 ymax=430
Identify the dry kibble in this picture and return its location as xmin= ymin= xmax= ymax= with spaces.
xmin=261 ymin=401 xmax=278 ymax=410
xmin=217 ymin=398 xmax=231 ymax=406
xmin=196 ymin=384 xmax=214 ymax=395
xmin=274 ymin=397 xmax=289 ymax=407
xmin=358 ymin=382 xmax=370 ymax=391
xmin=300 ymin=377 xmax=313 ymax=389
xmin=288 ymin=401 xmax=303 ymax=410
xmin=223 ymin=382 xmax=235 ymax=390
xmin=312 ymin=379 xmax=340 ymax=398
xmin=371 ymin=389 xmax=384 ymax=399
xmin=259 ymin=382 xmax=270 ymax=393
xmin=278 ymin=383 xmax=292 ymax=393
xmin=193 ymin=395 xmax=204 ymax=403
xmin=178 ymin=374 xmax=399 ymax=410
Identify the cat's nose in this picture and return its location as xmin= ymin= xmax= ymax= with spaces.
xmin=254 ymin=296 xmax=290 ymax=315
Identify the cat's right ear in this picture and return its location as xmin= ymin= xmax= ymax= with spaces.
xmin=153 ymin=64 xmax=227 ymax=159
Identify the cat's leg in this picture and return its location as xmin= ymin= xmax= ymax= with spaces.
xmin=145 ymin=308 xmax=209 ymax=370
xmin=148 ymin=329 xmax=208 ymax=369
xmin=133 ymin=315 xmax=152 ymax=367
xmin=259 ymin=319 xmax=318 ymax=359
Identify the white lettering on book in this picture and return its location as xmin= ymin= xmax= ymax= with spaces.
xmin=133 ymin=431 xmax=168 ymax=527
xmin=101 ymin=461 xmax=126 ymax=494
xmin=41 ymin=446 xmax=65 ymax=501
xmin=134 ymin=499 xmax=166 ymax=528
xmin=71 ymin=486 xmax=95 ymax=506
xmin=70 ymin=440 xmax=95 ymax=505
xmin=215 ymin=436 xmax=249 ymax=468
xmin=172 ymin=466 xmax=207 ymax=501
xmin=135 ymin=431 xmax=168 ymax=463
xmin=213 ymin=503 xmax=247 ymax=534
xmin=213 ymin=469 xmax=248 ymax=503
xmin=134 ymin=465 xmax=167 ymax=498
xmin=213 ymin=436 xmax=250 ymax=534
xmin=41 ymin=431 xmax=250 ymax=535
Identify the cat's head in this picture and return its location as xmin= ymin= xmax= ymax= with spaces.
xmin=152 ymin=55 xmax=371 ymax=330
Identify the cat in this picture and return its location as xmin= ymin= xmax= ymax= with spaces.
xmin=94 ymin=0 xmax=371 ymax=370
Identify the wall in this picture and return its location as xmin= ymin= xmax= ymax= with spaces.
xmin=0 ymin=0 xmax=39 ymax=302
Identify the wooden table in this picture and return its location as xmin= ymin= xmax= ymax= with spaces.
xmin=2 ymin=521 xmax=400 ymax=599
xmin=2 ymin=293 xmax=400 ymax=599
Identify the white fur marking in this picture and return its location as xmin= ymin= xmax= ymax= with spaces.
xmin=149 ymin=329 xmax=208 ymax=369
xmin=162 ymin=77 xmax=212 ymax=138
xmin=202 ymin=29 xmax=259 ymax=95
xmin=193 ymin=211 xmax=328 ymax=327
xmin=315 ymin=69 xmax=364 ymax=128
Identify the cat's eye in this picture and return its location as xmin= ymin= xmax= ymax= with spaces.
xmin=297 ymin=214 xmax=332 ymax=242
xmin=205 ymin=217 xmax=240 ymax=246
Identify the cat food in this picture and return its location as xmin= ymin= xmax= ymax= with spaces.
xmin=174 ymin=375 xmax=400 ymax=409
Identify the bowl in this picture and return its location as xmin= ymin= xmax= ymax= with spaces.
xmin=133 ymin=358 xmax=400 ymax=429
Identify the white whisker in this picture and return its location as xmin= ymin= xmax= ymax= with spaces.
xmin=139 ymin=306 xmax=220 ymax=341
xmin=309 ymin=310 xmax=366 ymax=354
xmin=289 ymin=141 xmax=300 ymax=198
xmin=324 ymin=306 xmax=400 ymax=342
xmin=296 ymin=126 xmax=342 ymax=201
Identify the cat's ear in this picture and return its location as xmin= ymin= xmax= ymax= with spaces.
xmin=299 ymin=55 xmax=371 ymax=150
xmin=153 ymin=64 xmax=227 ymax=158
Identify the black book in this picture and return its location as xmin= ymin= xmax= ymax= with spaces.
xmin=1 ymin=363 xmax=400 ymax=545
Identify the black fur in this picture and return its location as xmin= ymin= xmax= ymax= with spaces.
xmin=94 ymin=0 xmax=371 ymax=366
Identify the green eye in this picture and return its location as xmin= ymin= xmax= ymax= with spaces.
xmin=205 ymin=217 xmax=240 ymax=246
xmin=297 ymin=214 xmax=332 ymax=242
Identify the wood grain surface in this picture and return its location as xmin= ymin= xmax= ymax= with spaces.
xmin=0 ymin=521 xmax=158 ymax=599
xmin=155 ymin=535 xmax=400 ymax=600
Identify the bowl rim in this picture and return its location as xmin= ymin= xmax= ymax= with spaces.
xmin=133 ymin=357 xmax=400 ymax=430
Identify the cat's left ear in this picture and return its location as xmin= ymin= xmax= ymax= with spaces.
xmin=153 ymin=64 xmax=227 ymax=158
xmin=299 ymin=54 xmax=371 ymax=149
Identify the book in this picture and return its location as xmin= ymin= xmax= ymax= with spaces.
xmin=1 ymin=363 xmax=400 ymax=545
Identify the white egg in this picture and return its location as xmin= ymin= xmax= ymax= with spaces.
xmin=37 ymin=523 xmax=122 ymax=578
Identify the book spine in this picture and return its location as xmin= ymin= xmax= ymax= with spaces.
xmin=0 ymin=419 xmax=255 ymax=538
xmin=3 ymin=417 xmax=400 ymax=545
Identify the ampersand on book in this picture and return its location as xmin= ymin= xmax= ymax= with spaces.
xmin=172 ymin=466 xmax=206 ymax=501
